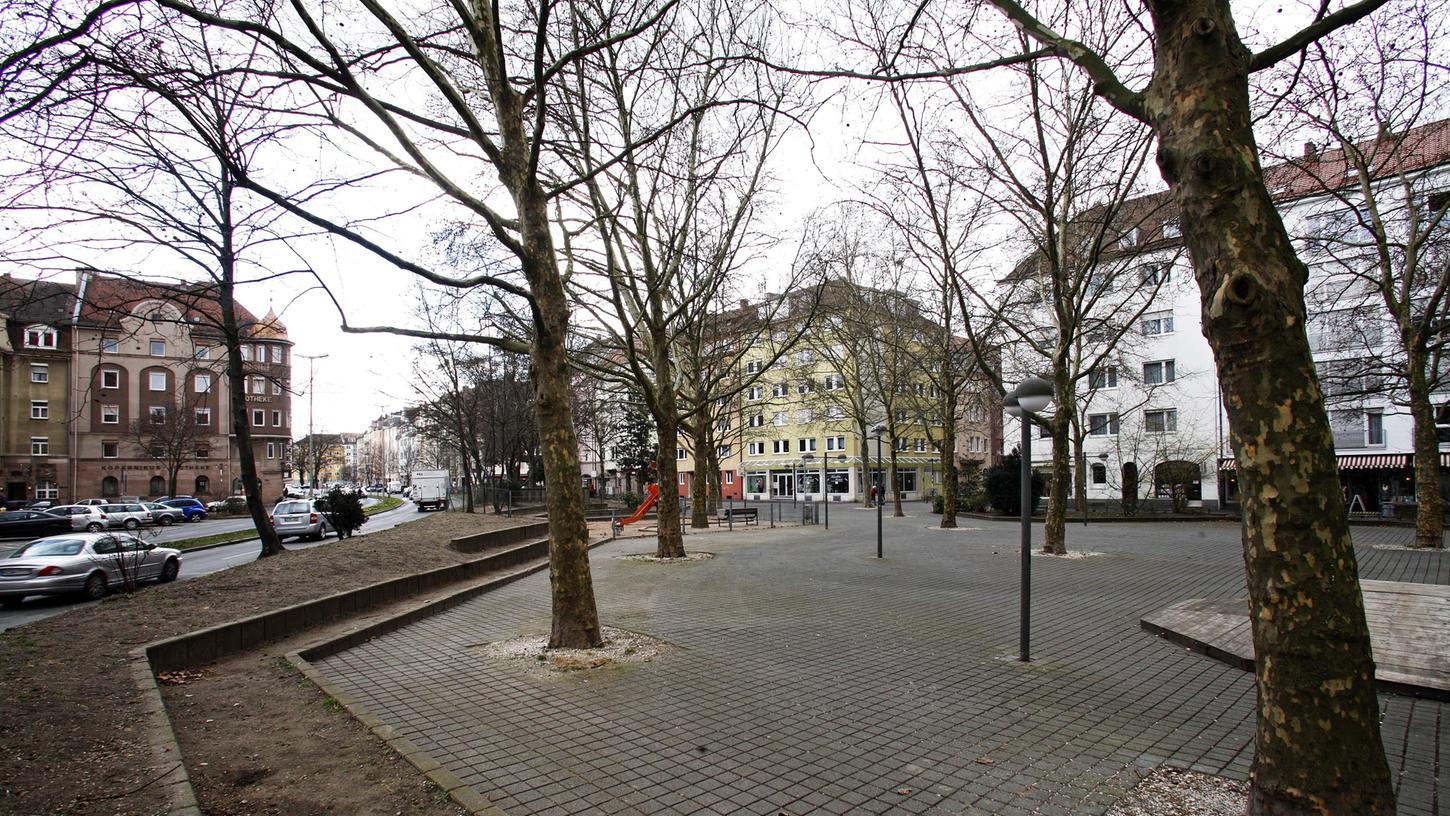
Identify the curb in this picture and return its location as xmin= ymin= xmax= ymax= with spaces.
xmin=286 ymin=534 xmax=617 ymax=816
xmin=127 ymin=648 xmax=202 ymax=816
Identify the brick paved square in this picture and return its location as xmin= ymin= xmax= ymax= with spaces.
xmin=316 ymin=509 xmax=1448 ymax=814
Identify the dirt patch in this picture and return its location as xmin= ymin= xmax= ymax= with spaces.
xmin=163 ymin=651 xmax=464 ymax=816
xmin=615 ymin=551 xmax=716 ymax=563
xmin=477 ymin=626 xmax=674 ymax=674
xmin=1104 ymin=767 xmax=1247 ymax=816
xmin=0 ymin=511 xmax=538 ymax=816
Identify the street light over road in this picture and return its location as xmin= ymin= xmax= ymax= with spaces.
xmin=1004 ymin=376 xmax=1054 ymax=662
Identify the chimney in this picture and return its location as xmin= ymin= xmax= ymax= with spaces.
xmin=1303 ymin=141 xmax=1319 ymax=162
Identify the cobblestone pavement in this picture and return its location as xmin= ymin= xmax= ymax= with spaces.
xmin=315 ymin=509 xmax=1448 ymax=815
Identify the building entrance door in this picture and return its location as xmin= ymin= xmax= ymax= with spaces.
xmin=773 ymin=473 xmax=794 ymax=498
xmin=5 ymin=481 xmax=27 ymax=503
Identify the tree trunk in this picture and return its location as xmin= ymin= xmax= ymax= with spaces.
xmin=1143 ymin=2 xmax=1393 ymax=810
xmin=1406 ymin=356 xmax=1444 ymax=549
xmin=889 ymin=447 xmax=903 ymax=516
xmin=940 ymin=447 xmax=958 ymax=528
xmin=859 ymin=422 xmax=874 ymax=506
xmin=1042 ymin=378 xmax=1071 ymax=554
xmin=690 ymin=405 xmax=712 ymax=528
xmin=1073 ymin=434 xmax=1089 ymax=524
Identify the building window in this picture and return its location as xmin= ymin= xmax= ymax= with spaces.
xmin=193 ymin=346 xmax=210 ymax=360
xmin=195 ymin=373 xmax=212 ymax=393
xmin=1145 ymin=409 xmax=1178 ymax=433
xmin=772 ymin=412 xmax=789 ymax=427
xmin=240 ymin=345 xmax=250 ymax=361
xmin=251 ymin=376 xmax=267 ymax=394
xmin=266 ymin=442 xmax=277 ymax=459
xmin=1088 ymin=413 xmax=1120 ymax=436
xmin=914 ymin=438 xmax=928 ymax=452
xmin=1088 ymin=367 xmax=1118 ymax=389
xmin=30 ymin=437 xmax=48 ymax=455
xmin=1139 ymin=264 xmax=1170 ymax=286
xmin=796 ymin=380 xmax=812 ymax=395
xmin=825 ymin=435 xmax=846 ymax=451
xmin=824 ymin=406 xmax=845 ymax=420
xmin=149 ymin=371 xmax=167 ymax=391
xmin=271 ymin=346 xmax=284 ymax=364
xmin=1143 ymin=360 xmax=1177 ymax=385
xmin=1367 ymin=411 xmax=1385 ymax=446
xmin=196 ymin=446 xmax=210 ymax=459
xmin=772 ymin=439 xmax=791 ymax=454
xmin=252 ymin=409 xmax=265 ymax=426
xmin=195 ymin=408 xmax=211 ymax=426
xmin=101 ymin=338 xmax=119 ymax=354
xmin=271 ymin=380 xmax=282 ymax=395
xmin=31 ymin=481 xmax=55 ymax=501
xmin=271 ymin=410 xmax=282 ymax=427
xmin=747 ymin=441 xmax=765 ymax=456
xmin=150 ymin=406 xmax=166 ymax=424
xmin=1141 ymin=311 xmax=1174 ymax=336
xmin=149 ymin=476 xmax=166 ymax=496
xmin=30 ymin=401 xmax=48 ymax=420
xmin=679 ymin=473 xmax=687 ymax=485
xmin=796 ymin=409 xmax=815 ymax=424
xmin=102 ymin=441 xmax=118 ymax=458
xmin=724 ymin=472 xmax=734 ymax=485
xmin=149 ymin=339 xmax=166 ymax=356
xmin=195 ymin=475 xmax=210 ymax=494
xmin=771 ymin=383 xmax=788 ymax=397
xmin=24 ymin=325 xmax=57 ymax=349
xmin=30 ymin=364 xmax=48 ymax=383
xmin=1119 ymin=227 xmax=1139 ymax=248
xmin=1091 ymin=463 xmax=1108 ymax=484
xmin=798 ymin=438 xmax=817 ymax=452
xmin=101 ymin=404 xmax=119 ymax=424
xmin=748 ymin=414 xmax=765 ymax=428
xmin=745 ymin=360 xmax=763 ymax=374
xmin=824 ymin=374 xmax=845 ymax=391
xmin=747 ymin=386 xmax=763 ymax=401
xmin=676 ymin=447 xmax=687 ymax=460
xmin=101 ymin=476 xmax=120 ymax=497
xmin=101 ymin=368 xmax=120 ymax=389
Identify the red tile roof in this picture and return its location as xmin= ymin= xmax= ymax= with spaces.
xmin=75 ymin=271 xmax=280 ymax=339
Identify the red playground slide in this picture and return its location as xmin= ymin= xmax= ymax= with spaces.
xmin=617 ymin=484 xmax=661 ymax=528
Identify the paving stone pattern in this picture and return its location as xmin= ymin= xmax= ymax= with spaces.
xmin=316 ymin=511 xmax=1448 ymax=815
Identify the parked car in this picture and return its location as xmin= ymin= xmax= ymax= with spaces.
xmin=365 ymin=483 xmax=385 ymax=493
xmin=99 ymin=503 xmax=152 ymax=530
xmin=0 ymin=532 xmax=181 ymax=606
xmin=269 ymin=499 xmax=335 ymax=542
xmin=143 ymin=503 xmax=186 ymax=526
xmin=45 ymin=505 xmax=113 ymax=532
xmin=160 ymin=498 xmax=208 ymax=522
xmin=206 ymin=496 xmax=250 ymax=514
xmin=0 ymin=510 xmax=72 ymax=539
xmin=26 ymin=500 xmax=55 ymax=510
xmin=74 ymin=498 xmax=110 ymax=507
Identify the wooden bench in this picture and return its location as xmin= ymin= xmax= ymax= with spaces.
xmin=715 ymin=507 xmax=758 ymax=525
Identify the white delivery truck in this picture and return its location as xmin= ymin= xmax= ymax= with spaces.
xmin=410 ymin=470 xmax=450 ymax=511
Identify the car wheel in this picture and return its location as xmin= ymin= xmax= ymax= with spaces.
xmin=158 ymin=516 xmax=173 ymax=526
xmin=82 ymin=572 xmax=107 ymax=601
xmin=159 ymin=558 xmax=179 ymax=583
xmin=85 ymin=522 xmax=103 ymax=532
xmin=124 ymin=519 xmax=140 ymax=530
xmin=191 ymin=515 xmax=204 ymax=523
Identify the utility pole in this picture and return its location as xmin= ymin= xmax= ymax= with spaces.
xmin=299 ymin=353 xmax=329 ymax=488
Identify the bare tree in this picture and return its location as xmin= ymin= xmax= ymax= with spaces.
xmin=124 ymin=408 xmax=208 ymax=499
xmin=1258 ymin=0 xmax=1450 ymax=549
xmin=292 ymin=433 xmax=342 ymax=489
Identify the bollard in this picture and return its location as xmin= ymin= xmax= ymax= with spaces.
xmin=728 ymin=497 xmax=733 ymax=532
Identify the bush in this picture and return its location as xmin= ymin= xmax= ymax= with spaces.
xmin=931 ymin=493 xmax=985 ymax=515
xmin=620 ymin=492 xmax=641 ymax=509
xmin=984 ymin=450 xmax=1045 ymax=516
xmin=321 ymin=487 xmax=367 ymax=539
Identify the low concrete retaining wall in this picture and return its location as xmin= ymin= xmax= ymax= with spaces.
xmin=449 ymin=521 xmax=550 ymax=554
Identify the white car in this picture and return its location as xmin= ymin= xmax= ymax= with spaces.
xmin=99 ymin=503 xmax=153 ymax=530
xmin=45 ymin=505 xmax=113 ymax=532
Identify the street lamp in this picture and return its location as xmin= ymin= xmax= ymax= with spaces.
xmin=872 ymin=424 xmax=886 ymax=558
xmin=1004 ymin=376 xmax=1054 ymax=662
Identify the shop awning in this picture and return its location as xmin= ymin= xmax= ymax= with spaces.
xmin=1218 ymin=454 xmax=1410 ymax=471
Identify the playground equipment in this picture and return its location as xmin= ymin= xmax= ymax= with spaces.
xmin=615 ymin=484 xmax=661 ymax=529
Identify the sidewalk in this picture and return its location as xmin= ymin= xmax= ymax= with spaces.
xmin=313 ymin=510 xmax=1448 ymax=815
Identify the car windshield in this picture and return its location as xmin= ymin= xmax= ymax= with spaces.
xmin=11 ymin=539 xmax=86 ymax=557
xmin=275 ymin=501 xmax=310 ymax=514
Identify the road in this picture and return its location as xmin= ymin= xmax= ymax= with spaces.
xmin=0 ymin=500 xmax=428 ymax=631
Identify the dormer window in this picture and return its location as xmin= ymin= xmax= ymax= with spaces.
xmin=1118 ymin=227 xmax=1140 ymax=249
xmin=24 ymin=325 xmax=57 ymax=349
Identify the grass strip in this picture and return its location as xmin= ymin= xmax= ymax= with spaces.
xmin=365 ymin=497 xmax=405 ymax=516
xmin=168 ymin=529 xmax=261 ymax=551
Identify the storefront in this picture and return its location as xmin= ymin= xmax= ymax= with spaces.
xmin=1219 ymin=453 xmax=1416 ymax=513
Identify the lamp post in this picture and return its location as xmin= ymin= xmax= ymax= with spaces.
xmin=872 ymin=424 xmax=886 ymax=558
xmin=1004 ymin=376 xmax=1054 ymax=662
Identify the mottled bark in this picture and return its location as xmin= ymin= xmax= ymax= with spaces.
xmin=1406 ymin=355 xmax=1444 ymax=549
xmin=1073 ymin=434 xmax=1089 ymax=523
xmin=889 ymin=447 xmax=903 ymax=516
xmin=1041 ymin=372 xmax=1072 ymax=554
xmin=651 ymin=341 xmax=686 ymax=557
xmin=1143 ymin=1 xmax=1393 ymax=810
xmin=939 ymin=444 xmax=959 ymax=528
xmin=689 ymin=404 xmax=711 ymax=528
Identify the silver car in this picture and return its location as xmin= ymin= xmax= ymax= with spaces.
xmin=142 ymin=502 xmax=185 ymax=526
xmin=269 ymin=499 xmax=335 ymax=541
xmin=0 ymin=533 xmax=182 ymax=606
xmin=46 ymin=505 xmax=113 ymax=532
xmin=100 ymin=503 xmax=152 ymax=530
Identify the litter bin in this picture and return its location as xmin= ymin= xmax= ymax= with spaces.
xmin=802 ymin=504 xmax=817 ymax=525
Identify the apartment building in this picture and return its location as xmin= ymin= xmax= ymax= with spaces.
xmin=0 ymin=271 xmax=293 ymax=504
xmin=1005 ymin=119 xmax=1450 ymax=512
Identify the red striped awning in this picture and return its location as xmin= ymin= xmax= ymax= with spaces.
xmin=1218 ymin=454 xmax=1410 ymax=471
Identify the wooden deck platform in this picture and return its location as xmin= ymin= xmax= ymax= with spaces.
xmin=1141 ymin=580 xmax=1450 ymax=700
